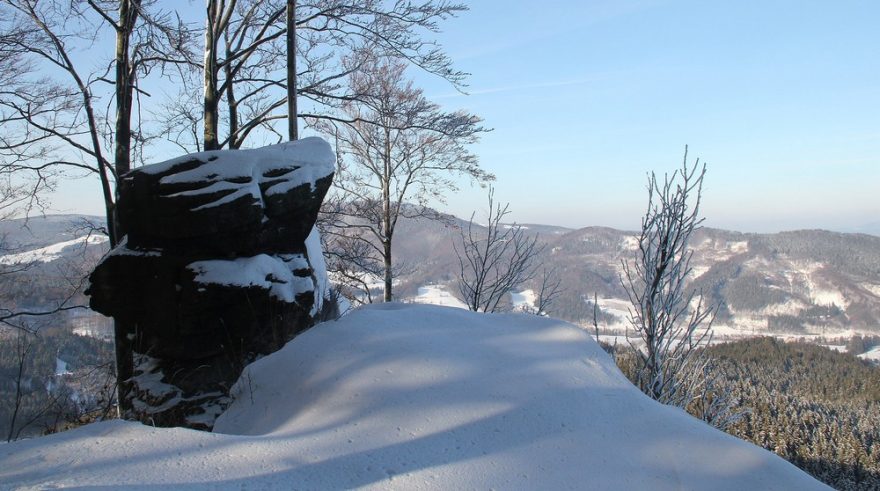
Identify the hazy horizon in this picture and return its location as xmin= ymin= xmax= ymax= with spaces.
xmin=17 ymin=207 xmax=880 ymax=238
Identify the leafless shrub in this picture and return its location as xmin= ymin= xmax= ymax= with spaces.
xmin=532 ymin=267 xmax=562 ymax=315
xmin=456 ymin=187 xmax=544 ymax=313
xmin=620 ymin=147 xmax=740 ymax=428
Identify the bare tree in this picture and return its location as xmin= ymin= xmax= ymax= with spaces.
xmin=0 ymin=0 xmax=196 ymax=415
xmin=5 ymin=328 xmax=33 ymax=442
xmin=455 ymin=187 xmax=544 ymax=313
xmin=202 ymin=0 xmax=288 ymax=150
xmin=620 ymin=147 xmax=716 ymax=408
xmin=0 ymin=1 xmax=115 ymax=239
xmin=184 ymin=0 xmax=471 ymax=152
xmin=533 ymin=267 xmax=562 ymax=315
xmin=0 ymin=0 xmax=196 ymax=237
xmin=319 ymin=58 xmax=489 ymax=302
xmin=318 ymin=219 xmax=383 ymax=305
xmin=0 ymin=30 xmax=57 ymax=220
xmin=286 ymin=0 xmax=297 ymax=140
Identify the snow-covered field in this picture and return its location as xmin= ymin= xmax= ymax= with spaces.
xmin=409 ymin=286 xmax=537 ymax=313
xmin=595 ymin=297 xmax=631 ymax=329
xmin=0 ymin=304 xmax=826 ymax=490
xmin=0 ymin=235 xmax=107 ymax=265
xmin=859 ymin=346 xmax=880 ymax=363
xmin=510 ymin=288 xmax=537 ymax=311
xmin=409 ymin=284 xmax=468 ymax=309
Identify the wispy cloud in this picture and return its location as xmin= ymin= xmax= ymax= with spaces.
xmin=432 ymin=78 xmax=599 ymax=99
xmin=449 ymin=0 xmax=661 ymax=62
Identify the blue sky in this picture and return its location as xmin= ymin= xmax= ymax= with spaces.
xmin=409 ymin=0 xmax=880 ymax=231
xmin=52 ymin=0 xmax=879 ymax=232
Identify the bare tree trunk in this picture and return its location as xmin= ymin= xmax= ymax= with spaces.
xmin=383 ymin=239 xmax=392 ymax=302
xmin=6 ymin=333 xmax=30 ymax=442
xmin=112 ymin=323 xmax=133 ymax=416
xmin=110 ymin=0 xmax=141 ymax=416
xmin=114 ymin=0 xmax=138 ymax=178
xmin=87 ymin=30 xmax=131 ymax=411
xmin=286 ymin=0 xmax=297 ymax=140
xmin=203 ymin=0 xmax=220 ymax=151
xmin=382 ymin=135 xmax=392 ymax=301
xmin=223 ymin=38 xmax=238 ymax=149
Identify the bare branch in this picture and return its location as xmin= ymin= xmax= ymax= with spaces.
xmin=317 ymin=57 xmax=488 ymax=302
xmin=618 ymin=147 xmax=739 ymax=428
xmin=455 ymin=187 xmax=544 ymax=313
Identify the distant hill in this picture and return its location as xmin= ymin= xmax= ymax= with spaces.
xmin=385 ymin=218 xmax=880 ymax=337
xmin=4 ymin=214 xmax=880 ymax=337
xmin=856 ymin=221 xmax=880 ymax=237
xmin=0 ymin=214 xmax=105 ymax=251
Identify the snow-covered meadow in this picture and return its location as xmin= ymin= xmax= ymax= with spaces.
xmin=0 ymin=235 xmax=108 ymax=265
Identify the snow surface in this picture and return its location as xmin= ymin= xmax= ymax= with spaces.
xmin=54 ymin=358 xmax=71 ymax=377
xmin=188 ymin=254 xmax=313 ymax=303
xmin=0 ymin=235 xmax=108 ymax=265
xmin=596 ymin=297 xmax=631 ymax=328
xmin=862 ymin=282 xmax=880 ymax=298
xmin=107 ymin=237 xmax=162 ymax=257
xmin=0 ymin=304 xmax=825 ymax=490
xmin=859 ymin=346 xmax=880 ymax=363
xmin=510 ymin=288 xmax=537 ymax=312
xmin=620 ymin=235 xmax=639 ymax=250
xmin=142 ymin=137 xmax=334 ymax=211
xmin=410 ymin=284 xmax=467 ymax=309
xmin=145 ymin=137 xmax=332 ymax=178
xmin=305 ymin=226 xmax=328 ymax=315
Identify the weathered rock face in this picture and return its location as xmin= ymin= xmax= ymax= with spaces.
xmin=87 ymin=137 xmax=335 ymax=430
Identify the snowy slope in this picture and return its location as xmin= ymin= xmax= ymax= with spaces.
xmin=510 ymin=288 xmax=537 ymax=311
xmin=859 ymin=346 xmax=880 ymax=364
xmin=409 ymin=284 xmax=468 ymax=309
xmin=0 ymin=234 xmax=108 ymax=265
xmin=0 ymin=305 xmax=826 ymax=490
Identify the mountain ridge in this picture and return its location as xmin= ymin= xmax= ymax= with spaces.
xmin=3 ymin=214 xmax=880 ymax=337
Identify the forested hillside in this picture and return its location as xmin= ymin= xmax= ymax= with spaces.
xmin=0 ymin=215 xmax=113 ymax=440
xmin=632 ymin=338 xmax=879 ymax=490
xmin=0 ymin=327 xmax=114 ymax=440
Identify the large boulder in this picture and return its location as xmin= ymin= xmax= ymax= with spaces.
xmin=87 ymin=137 xmax=335 ymax=429
xmin=117 ymin=137 xmax=334 ymax=255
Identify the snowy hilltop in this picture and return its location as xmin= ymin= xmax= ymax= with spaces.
xmin=0 ymin=304 xmax=826 ymax=490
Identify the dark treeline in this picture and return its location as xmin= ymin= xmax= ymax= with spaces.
xmin=0 ymin=324 xmax=114 ymax=440
xmin=613 ymin=337 xmax=879 ymax=490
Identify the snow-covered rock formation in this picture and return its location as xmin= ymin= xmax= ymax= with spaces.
xmin=0 ymin=305 xmax=827 ymax=490
xmin=86 ymin=137 xmax=335 ymax=429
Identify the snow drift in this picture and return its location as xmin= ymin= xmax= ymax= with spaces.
xmin=0 ymin=304 xmax=826 ymax=490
